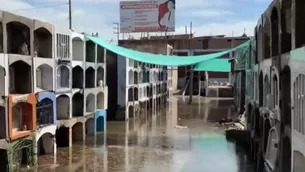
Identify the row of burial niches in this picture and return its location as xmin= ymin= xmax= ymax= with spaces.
xmin=128 ymin=66 xmax=167 ymax=85
xmin=128 ymin=60 xmax=166 ymax=69
xmin=0 ymin=91 xmax=106 ymax=140
xmin=56 ymin=91 xmax=105 ymax=120
xmin=0 ymin=14 xmax=106 ymax=94
xmin=0 ymin=15 xmax=54 ymax=95
xmin=0 ymin=13 xmax=107 ymax=63
xmin=70 ymin=38 xmax=106 ymax=89
xmin=128 ymin=82 xmax=168 ymax=101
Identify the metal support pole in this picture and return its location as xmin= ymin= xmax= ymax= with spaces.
xmin=69 ymin=0 xmax=72 ymax=29
xmin=198 ymin=71 xmax=201 ymax=96
xmin=188 ymin=22 xmax=193 ymax=104
xmin=188 ymin=65 xmax=194 ymax=104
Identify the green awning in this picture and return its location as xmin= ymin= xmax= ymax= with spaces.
xmin=87 ymin=36 xmax=250 ymax=66
xmin=194 ymin=58 xmax=231 ymax=72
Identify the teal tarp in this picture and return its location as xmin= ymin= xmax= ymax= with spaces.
xmin=233 ymin=43 xmax=249 ymax=70
xmin=194 ymin=58 xmax=231 ymax=72
xmin=87 ymin=36 xmax=250 ymax=66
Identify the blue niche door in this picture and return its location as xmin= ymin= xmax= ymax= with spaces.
xmin=37 ymin=97 xmax=54 ymax=128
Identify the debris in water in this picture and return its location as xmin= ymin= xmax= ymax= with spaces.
xmin=223 ymin=112 xmax=246 ymax=131
xmin=218 ymin=117 xmax=233 ymax=124
xmin=175 ymin=125 xmax=188 ymax=129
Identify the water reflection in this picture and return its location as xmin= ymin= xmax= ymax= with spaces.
xmin=20 ymin=96 xmax=255 ymax=172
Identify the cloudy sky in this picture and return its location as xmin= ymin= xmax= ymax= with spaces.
xmin=1 ymin=0 xmax=269 ymax=41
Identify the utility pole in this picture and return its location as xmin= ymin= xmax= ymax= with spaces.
xmin=113 ymin=22 xmax=120 ymax=44
xmin=69 ymin=0 xmax=72 ymax=29
xmin=188 ymin=21 xmax=193 ymax=104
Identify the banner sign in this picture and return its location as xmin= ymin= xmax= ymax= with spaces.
xmin=120 ymin=0 xmax=176 ymax=33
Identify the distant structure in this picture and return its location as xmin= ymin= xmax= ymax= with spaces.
xmin=115 ymin=42 xmax=172 ymax=120
xmin=119 ymin=33 xmax=249 ymax=94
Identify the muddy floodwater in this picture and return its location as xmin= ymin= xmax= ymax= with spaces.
xmin=20 ymin=96 xmax=256 ymax=172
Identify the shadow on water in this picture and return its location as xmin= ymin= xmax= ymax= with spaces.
xmin=20 ymin=96 xmax=255 ymax=172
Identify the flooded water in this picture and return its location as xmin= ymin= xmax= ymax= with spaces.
xmin=21 ymin=96 xmax=255 ymax=172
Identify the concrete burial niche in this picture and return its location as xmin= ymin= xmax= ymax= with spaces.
xmin=33 ymin=19 xmax=54 ymax=58
xmin=55 ymin=125 xmax=69 ymax=147
xmin=33 ymin=19 xmax=55 ymax=93
xmin=0 ymin=54 xmax=8 ymax=96
xmin=56 ymin=93 xmax=71 ymax=120
xmin=128 ymin=69 xmax=134 ymax=85
xmin=0 ymin=97 xmax=7 ymax=140
xmin=9 ymin=57 xmax=33 ymax=94
xmin=85 ymin=66 xmax=95 ymax=88
xmin=72 ymin=65 xmax=84 ymax=89
xmin=0 ymin=11 xmax=3 ymax=53
xmin=85 ymin=92 xmax=96 ymax=114
xmin=95 ymin=109 xmax=106 ymax=132
xmin=36 ymin=91 xmax=57 ymax=128
xmin=72 ymin=122 xmax=83 ymax=141
xmin=128 ymin=87 xmax=134 ymax=102
xmin=96 ymin=66 xmax=104 ymax=86
xmin=128 ymin=105 xmax=134 ymax=118
xmin=36 ymin=125 xmax=56 ymax=155
xmin=35 ymin=63 xmax=54 ymax=92
xmin=56 ymin=64 xmax=72 ymax=92
xmin=97 ymin=45 xmax=105 ymax=63
xmin=96 ymin=92 xmax=105 ymax=110
xmin=72 ymin=32 xmax=85 ymax=62
xmin=8 ymin=94 xmax=36 ymax=141
xmin=72 ymin=92 xmax=84 ymax=117
xmin=2 ymin=11 xmax=34 ymax=56
xmin=85 ymin=117 xmax=95 ymax=136
xmin=55 ymin=28 xmax=72 ymax=60
xmin=35 ymin=91 xmax=57 ymax=154
xmin=85 ymin=39 xmax=96 ymax=63
xmin=55 ymin=28 xmax=72 ymax=94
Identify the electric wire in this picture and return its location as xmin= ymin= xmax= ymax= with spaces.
xmin=9 ymin=3 xmax=68 ymax=12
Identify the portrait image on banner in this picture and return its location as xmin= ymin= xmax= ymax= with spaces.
xmin=120 ymin=0 xmax=176 ymax=33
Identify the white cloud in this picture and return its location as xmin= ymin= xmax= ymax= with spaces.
xmin=193 ymin=10 xmax=233 ymax=18
xmin=176 ymin=0 xmax=232 ymax=9
xmin=0 ymin=0 xmax=256 ymax=42
xmin=30 ymin=0 xmax=107 ymax=4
